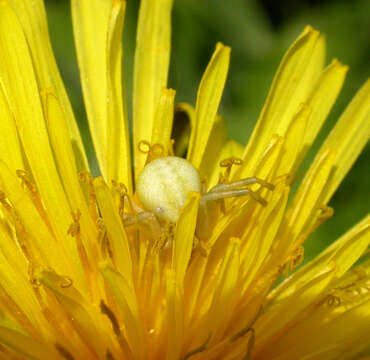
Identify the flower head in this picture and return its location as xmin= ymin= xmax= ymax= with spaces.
xmin=0 ymin=1 xmax=369 ymax=359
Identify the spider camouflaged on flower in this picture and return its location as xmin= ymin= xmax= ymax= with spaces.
xmin=127 ymin=154 xmax=274 ymax=243
xmin=0 ymin=0 xmax=368 ymax=359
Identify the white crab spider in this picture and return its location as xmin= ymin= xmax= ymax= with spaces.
xmin=129 ymin=156 xmax=274 ymax=240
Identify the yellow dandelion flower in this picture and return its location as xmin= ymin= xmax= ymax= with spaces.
xmin=0 ymin=0 xmax=369 ymax=359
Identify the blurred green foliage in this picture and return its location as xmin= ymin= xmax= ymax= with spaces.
xmin=45 ymin=0 xmax=369 ymax=263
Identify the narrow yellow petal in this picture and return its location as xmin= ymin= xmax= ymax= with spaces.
xmin=0 ymin=325 xmax=60 ymax=360
xmin=166 ymin=269 xmax=183 ymax=360
xmin=198 ymin=239 xmax=240 ymax=345
xmin=0 ymin=84 xmax=24 ymax=173
xmin=72 ymin=0 xmax=131 ymax=186
xmin=0 ymin=161 xmax=74 ymax=277
xmin=106 ymin=1 xmax=132 ymax=189
xmin=280 ymin=149 xmax=335 ymax=252
xmin=269 ymin=215 xmax=370 ymax=304
xmin=151 ymin=88 xmax=176 ymax=154
xmin=36 ymin=269 xmax=110 ymax=359
xmin=239 ymin=27 xmax=323 ymax=177
xmin=93 ymin=177 xmax=133 ymax=284
xmin=172 ymin=192 xmax=200 ymax=287
xmin=100 ymin=264 xmax=145 ymax=360
xmin=293 ymin=59 xmax=348 ymax=170
xmin=319 ymin=78 xmax=370 ymax=203
xmin=7 ymin=0 xmax=88 ymax=169
xmin=0 ymin=244 xmax=44 ymax=336
xmin=275 ymin=103 xmax=310 ymax=176
xmin=199 ymin=116 xmax=227 ymax=182
xmin=0 ymin=2 xmax=73 ymax=250
xmin=255 ymin=262 xmax=335 ymax=353
xmin=187 ymin=43 xmax=231 ymax=168
xmin=133 ymin=0 xmax=174 ymax=176
xmin=241 ymin=184 xmax=289 ymax=286
xmin=44 ymin=92 xmax=89 ymax=218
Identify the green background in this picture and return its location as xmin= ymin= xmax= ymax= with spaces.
xmin=45 ymin=0 xmax=369 ymax=264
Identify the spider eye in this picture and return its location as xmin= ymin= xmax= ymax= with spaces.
xmin=136 ymin=156 xmax=201 ymax=222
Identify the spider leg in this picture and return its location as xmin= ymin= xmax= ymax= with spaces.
xmin=122 ymin=211 xmax=162 ymax=240
xmin=201 ymin=188 xmax=268 ymax=206
xmin=209 ymin=177 xmax=275 ymax=194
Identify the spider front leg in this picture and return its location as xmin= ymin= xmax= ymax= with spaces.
xmin=122 ymin=211 xmax=162 ymax=241
xmin=196 ymin=177 xmax=275 ymax=239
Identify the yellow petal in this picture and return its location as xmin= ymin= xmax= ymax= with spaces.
xmin=172 ymin=192 xmax=200 ymax=287
xmin=7 ymin=0 xmax=88 ymax=170
xmin=275 ymin=103 xmax=310 ymax=177
xmin=239 ymin=27 xmax=324 ymax=178
xmin=93 ymin=177 xmax=133 ymax=284
xmin=0 ymin=325 xmax=60 ymax=360
xmin=133 ymin=0 xmax=174 ymax=176
xmin=319 ymin=78 xmax=370 ymax=203
xmin=0 ymin=2 xmax=73 ymax=251
xmin=293 ymin=59 xmax=348 ymax=171
xmin=100 ymin=264 xmax=145 ymax=360
xmin=255 ymin=262 xmax=336 ymax=354
xmin=197 ymin=239 xmax=240 ymax=346
xmin=72 ymin=0 xmax=131 ymax=187
xmin=269 ymin=215 xmax=370 ymax=304
xmin=166 ymin=269 xmax=183 ymax=360
xmin=151 ymin=88 xmax=176 ymax=154
xmin=241 ymin=183 xmax=289 ymax=286
xmin=0 ymin=83 xmax=24 ymax=173
xmin=36 ymin=269 xmax=112 ymax=359
xmin=198 ymin=116 xmax=227 ymax=182
xmin=277 ymin=148 xmax=335 ymax=255
xmin=187 ymin=43 xmax=231 ymax=168
xmin=106 ymin=1 xmax=132 ymax=189
xmin=0 ymin=160 xmax=75 ymax=277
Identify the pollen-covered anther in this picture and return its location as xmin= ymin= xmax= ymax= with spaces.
xmin=79 ymin=171 xmax=98 ymax=221
xmin=67 ymin=210 xmax=81 ymax=237
xmin=55 ymin=343 xmax=75 ymax=360
xmin=59 ymin=276 xmax=73 ymax=288
xmin=138 ymin=140 xmax=165 ymax=164
xmin=219 ymin=157 xmax=243 ymax=183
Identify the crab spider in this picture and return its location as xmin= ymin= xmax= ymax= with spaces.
xmin=124 ymin=156 xmax=274 ymax=241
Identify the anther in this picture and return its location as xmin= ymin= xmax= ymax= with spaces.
xmin=55 ymin=344 xmax=75 ymax=360
xmin=60 ymin=276 xmax=73 ymax=288
xmin=219 ymin=157 xmax=243 ymax=183
xmin=67 ymin=210 xmax=81 ymax=237
xmin=100 ymin=301 xmax=121 ymax=337
xmin=326 ymin=294 xmax=341 ymax=307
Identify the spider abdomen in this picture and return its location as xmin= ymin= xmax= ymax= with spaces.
xmin=136 ymin=156 xmax=201 ymax=222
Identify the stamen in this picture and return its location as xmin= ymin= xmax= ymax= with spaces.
xmin=67 ymin=210 xmax=94 ymax=296
xmin=55 ymin=344 xmax=75 ymax=360
xmin=219 ymin=157 xmax=243 ymax=183
xmin=168 ymin=139 xmax=175 ymax=156
xmin=59 ymin=276 xmax=73 ymax=288
xmin=16 ymin=170 xmax=48 ymax=222
xmin=106 ymin=350 xmax=115 ymax=360
xmin=325 ymin=293 xmax=342 ymax=307
xmin=282 ymin=246 xmax=304 ymax=276
xmin=138 ymin=140 xmax=165 ymax=164
xmin=100 ymin=301 xmax=120 ymax=337
xmin=181 ymin=334 xmax=212 ymax=360
xmin=97 ymin=218 xmax=113 ymax=260
xmin=111 ymin=180 xmax=128 ymax=217
xmin=79 ymin=171 xmax=98 ymax=222
xmin=100 ymin=301 xmax=133 ymax=358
